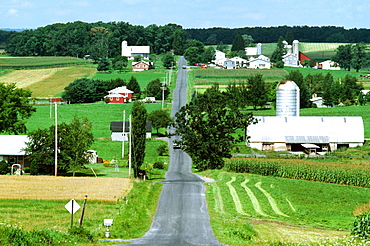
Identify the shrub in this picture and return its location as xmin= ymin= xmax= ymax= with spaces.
xmin=156 ymin=144 xmax=168 ymax=156
xmin=68 ymin=226 xmax=95 ymax=242
xmin=275 ymin=61 xmax=284 ymax=68
xmin=153 ymin=161 xmax=164 ymax=169
xmin=352 ymin=212 xmax=370 ymax=239
xmin=0 ymin=160 xmax=9 ymax=174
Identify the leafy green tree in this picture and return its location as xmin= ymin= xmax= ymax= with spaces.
xmin=62 ymin=78 xmax=107 ymax=103
xmin=322 ymin=73 xmax=335 ymax=107
xmin=0 ymin=83 xmax=35 ymax=134
xmin=146 ymin=78 xmax=170 ymax=100
xmin=97 ymin=58 xmax=111 ymax=71
xmin=247 ymin=74 xmax=269 ymax=109
xmin=25 ymin=117 xmax=94 ymax=175
xmin=340 ymin=75 xmax=363 ymax=104
xmin=351 ymin=43 xmax=369 ymax=72
xmin=127 ymin=76 xmax=141 ymax=99
xmin=184 ymin=39 xmax=205 ymax=64
xmin=112 ymin=56 xmax=128 ymax=72
xmin=271 ymin=36 xmax=286 ymax=63
xmin=172 ymin=29 xmax=187 ymax=55
xmin=89 ymin=26 xmax=111 ymax=60
xmin=173 ymin=84 xmax=255 ymax=171
xmin=285 ymin=70 xmax=312 ymax=108
xmin=332 ymin=44 xmax=353 ymax=71
xmin=147 ymin=109 xmax=173 ymax=135
xmin=202 ymin=46 xmax=216 ymax=63
xmin=216 ymin=41 xmax=228 ymax=53
xmin=131 ymin=101 xmax=147 ymax=178
xmin=231 ymin=32 xmax=245 ymax=52
xmin=162 ymin=52 xmax=175 ymax=69
xmin=242 ymin=34 xmax=254 ymax=47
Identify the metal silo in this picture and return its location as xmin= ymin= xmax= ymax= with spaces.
xmin=276 ymin=80 xmax=300 ymax=117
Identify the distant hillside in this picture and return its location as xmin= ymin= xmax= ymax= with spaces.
xmin=0 ymin=28 xmax=26 ymax=32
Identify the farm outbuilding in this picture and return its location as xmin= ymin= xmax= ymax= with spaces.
xmin=122 ymin=41 xmax=150 ymax=60
xmin=110 ymin=122 xmax=152 ymax=141
xmin=246 ymin=116 xmax=364 ymax=153
xmin=0 ymin=135 xmax=30 ymax=167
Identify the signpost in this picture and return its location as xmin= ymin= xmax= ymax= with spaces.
xmin=65 ymin=199 xmax=80 ymax=228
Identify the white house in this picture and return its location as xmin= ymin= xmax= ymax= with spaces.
xmin=132 ymin=61 xmax=151 ymax=72
xmin=223 ymin=60 xmax=236 ymax=69
xmin=248 ymin=55 xmax=271 ymax=69
xmin=212 ymin=50 xmax=227 ymax=66
xmin=0 ymin=135 xmax=30 ymax=166
xmin=230 ymin=57 xmax=248 ymax=68
xmin=122 ymin=41 xmax=150 ymax=60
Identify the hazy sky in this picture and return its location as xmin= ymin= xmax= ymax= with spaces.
xmin=2 ymin=0 xmax=370 ymax=29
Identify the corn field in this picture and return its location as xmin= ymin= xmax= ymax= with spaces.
xmin=225 ymin=159 xmax=370 ymax=188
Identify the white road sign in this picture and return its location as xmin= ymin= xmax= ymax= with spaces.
xmin=65 ymin=199 xmax=80 ymax=214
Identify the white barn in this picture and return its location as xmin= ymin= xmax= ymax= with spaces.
xmin=247 ymin=116 xmax=364 ymax=153
xmin=122 ymin=41 xmax=150 ymax=60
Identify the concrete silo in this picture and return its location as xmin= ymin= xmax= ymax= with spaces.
xmin=276 ymin=80 xmax=300 ymax=117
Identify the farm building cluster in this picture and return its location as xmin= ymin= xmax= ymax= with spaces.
xmin=212 ymin=40 xmax=340 ymax=70
xmin=246 ymin=81 xmax=364 ymax=155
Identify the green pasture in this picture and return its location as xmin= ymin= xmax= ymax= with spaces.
xmin=0 ymin=56 xmax=92 ymax=69
xmin=25 ymin=102 xmax=171 ymax=162
xmin=203 ymin=170 xmax=367 ymax=245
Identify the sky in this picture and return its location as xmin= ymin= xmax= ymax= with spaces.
xmin=2 ymin=0 xmax=370 ymax=30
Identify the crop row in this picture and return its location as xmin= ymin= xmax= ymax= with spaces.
xmin=225 ymin=159 xmax=370 ymax=188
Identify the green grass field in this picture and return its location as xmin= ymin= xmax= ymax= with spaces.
xmin=0 ymin=56 xmax=92 ymax=69
xmin=203 ymin=170 xmax=368 ymax=245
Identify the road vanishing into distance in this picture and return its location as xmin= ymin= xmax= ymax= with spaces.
xmin=115 ymin=57 xmax=224 ymax=246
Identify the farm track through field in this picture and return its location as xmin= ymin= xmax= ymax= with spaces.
xmin=241 ymin=178 xmax=271 ymax=217
xmin=255 ymin=182 xmax=290 ymax=217
xmin=226 ymin=176 xmax=249 ymax=215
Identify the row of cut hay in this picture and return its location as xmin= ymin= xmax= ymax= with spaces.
xmin=225 ymin=159 xmax=370 ymax=187
xmin=0 ymin=175 xmax=133 ymax=202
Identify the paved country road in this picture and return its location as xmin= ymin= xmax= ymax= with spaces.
xmin=111 ymin=57 xmax=224 ymax=246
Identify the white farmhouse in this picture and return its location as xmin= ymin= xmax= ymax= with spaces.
xmin=319 ymin=60 xmax=340 ymax=70
xmin=248 ymin=55 xmax=271 ymax=69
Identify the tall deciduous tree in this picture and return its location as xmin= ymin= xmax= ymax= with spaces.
xmin=173 ymin=84 xmax=255 ymax=171
xmin=131 ymin=101 xmax=147 ymax=178
xmin=351 ymin=43 xmax=369 ymax=72
xmin=25 ymin=117 xmax=94 ymax=175
xmin=147 ymin=109 xmax=173 ymax=135
xmin=162 ymin=52 xmax=175 ymax=69
xmin=285 ymin=71 xmax=312 ymax=108
xmin=332 ymin=44 xmax=353 ymax=71
xmin=146 ymin=78 xmax=170 ymax=100
xmin=247 ymin=74 xmax=269 ymax=109
xmin=0 ymin=83 xmax=35 ymax=134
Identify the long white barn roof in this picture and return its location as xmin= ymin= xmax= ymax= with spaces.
xmin=0 ymin=135 xmax=29 ymax=155
xmin=247 ymin=116 xmax=364 ymax=144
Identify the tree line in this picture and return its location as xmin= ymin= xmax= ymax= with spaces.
xmin=62 ymin=76 xmax=170 ymax=104
xmin=4 ymin=23 xmax=370 ymax=59
xmin=186 ymin=25 xmax=370 ymax=45
xmin=4 ymin=21 xmax=187 ymax=59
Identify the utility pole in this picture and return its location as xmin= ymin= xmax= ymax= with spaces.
xmin=54 ymin=102 xmax=58 ymax=177
xmin=128 ymin=114 xmax=132 ymax=179
xmin=122 ymin=110 xmax=125 ymax=159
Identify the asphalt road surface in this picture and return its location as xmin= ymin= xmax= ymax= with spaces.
xmin=117 ymin=57 xmax=224 ymax=246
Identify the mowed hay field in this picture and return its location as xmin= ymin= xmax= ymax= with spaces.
xmin=0 ymin=176 xmax=132 ymax=202
xmin=0 ymin=57 xmax=96 ymax=97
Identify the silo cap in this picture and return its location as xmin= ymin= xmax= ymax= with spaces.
xmin=277 ymin=80 xmax=300 ymax=90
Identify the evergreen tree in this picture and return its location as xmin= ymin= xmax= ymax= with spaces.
xmin=322 ymin=73 xmax=335 ymax=107
xmin=127 ymin=76 xmax=141 ymax=99
xmin=231 ymin=32 xmax=245 ymax=52
xmin=131 ymin=101 xmax=147 ymax=178
xmin=271 ymin=36 xmax=286 ymax=63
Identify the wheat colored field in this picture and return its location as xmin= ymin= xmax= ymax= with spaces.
xmin=0 ymin=176 xmax=133 ymax=202
xmin=0 ymin=66 xmax=96 ymax=97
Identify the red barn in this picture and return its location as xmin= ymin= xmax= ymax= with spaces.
xmin=104 ymin=86 xmax=134 ymax=104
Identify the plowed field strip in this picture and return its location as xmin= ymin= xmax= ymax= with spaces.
xmin=226 ymin=177 xmax=249 ymax=215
